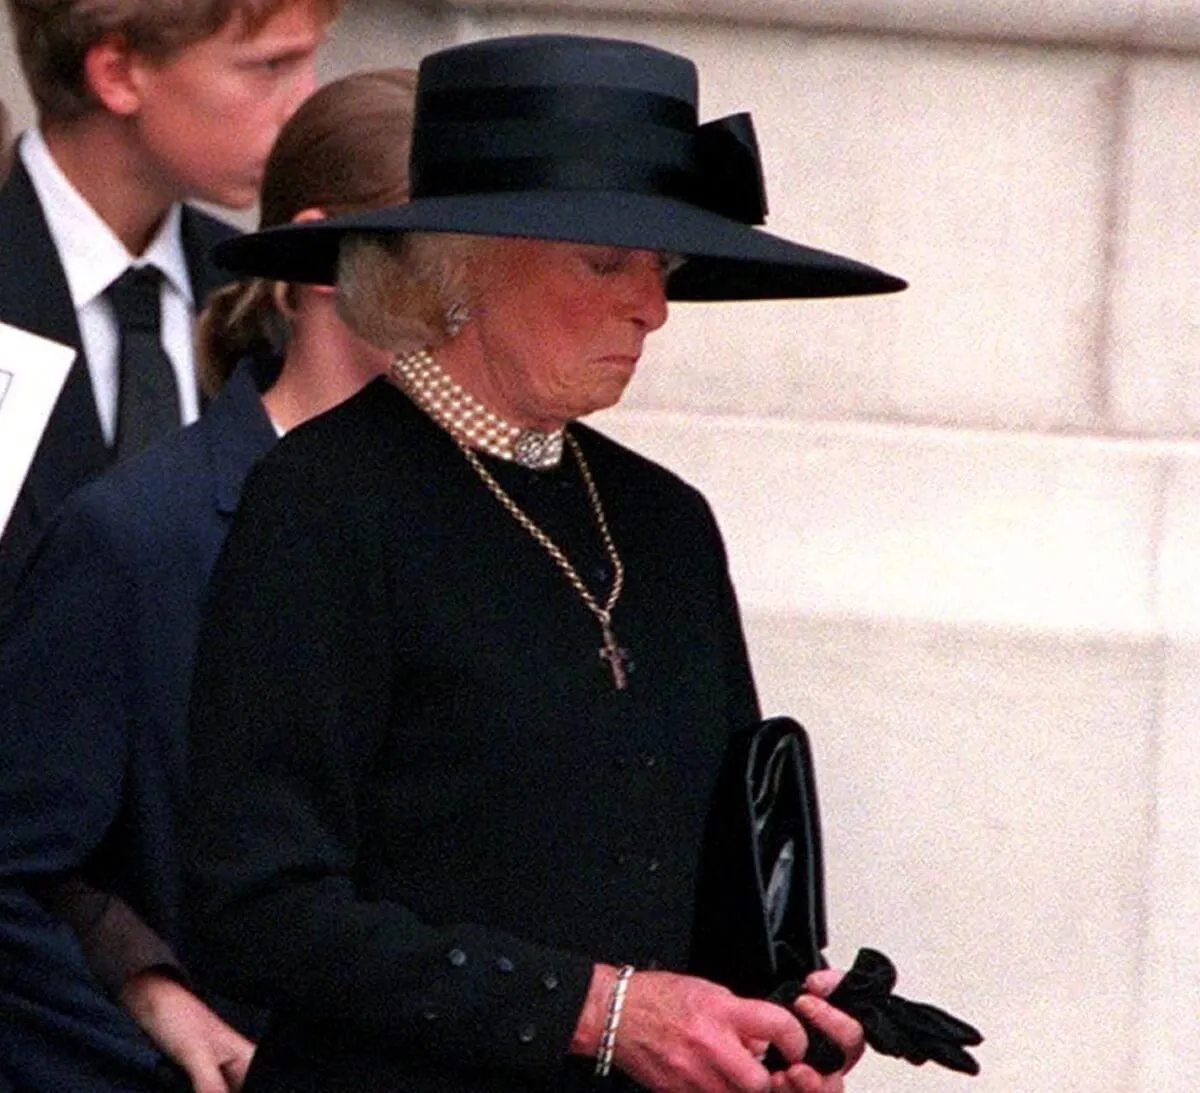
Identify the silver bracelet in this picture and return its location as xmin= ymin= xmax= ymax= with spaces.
xmin=594 ymin=964 xmax=635 ymax=1078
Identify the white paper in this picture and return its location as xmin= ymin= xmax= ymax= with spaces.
xmin=0 ymin=322 xmax=76 ymax=536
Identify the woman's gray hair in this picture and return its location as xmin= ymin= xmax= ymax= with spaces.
xmin=335 ymin=231 xmax=481 ymax=354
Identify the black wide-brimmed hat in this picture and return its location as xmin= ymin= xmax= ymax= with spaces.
xmin=214 ymin=34 xmax=906 ymax=301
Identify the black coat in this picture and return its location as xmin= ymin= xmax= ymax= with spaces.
xmin=185 ymin=380 xmax=762 ymax=1093
xmin=0 ymin=157 xmax=236 ymax=605
xmin=0 ymin=363 xmax=276 ymax=1091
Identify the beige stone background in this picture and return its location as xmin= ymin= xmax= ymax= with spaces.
xmin=5 ymin=1 xmax=1200 ymax=1090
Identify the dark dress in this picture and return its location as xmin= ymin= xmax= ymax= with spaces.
xmin=185 ymin=377 xmax=762 ymax=1093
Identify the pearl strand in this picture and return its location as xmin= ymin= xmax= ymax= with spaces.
xmin=391 ymin=348 xmax=564 ymax=469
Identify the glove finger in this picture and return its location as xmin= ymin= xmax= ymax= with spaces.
xmin=911 ymin=1041 xmax=981 ymax=1076
xmin=848 ymin=948 xmax=899 ymax=991
xmin=888 ymin=997 xmax=984 ymax=1045
xmin=809 ymin=999 xmax=984 ymax=1076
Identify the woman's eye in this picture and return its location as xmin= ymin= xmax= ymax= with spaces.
xmin=585 ymin=251 xmax=626 ymax=276
xmin=580 ymin=248 xmax=683 ymax=279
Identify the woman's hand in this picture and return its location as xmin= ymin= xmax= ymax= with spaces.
xmin=118 ymin=969 xmax=255 ymax=1093
xmin=574 ymin=965 xmax=835 ymax=1093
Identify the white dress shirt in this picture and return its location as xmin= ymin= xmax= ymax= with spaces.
xmin=19 ymin=129 xmax=200 ymax=445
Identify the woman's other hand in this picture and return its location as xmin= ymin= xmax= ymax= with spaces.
xmin=768 ymin=968 xmax=866 ymax=1093
xmin=118 ymin=969 xmax=255 ymax=1093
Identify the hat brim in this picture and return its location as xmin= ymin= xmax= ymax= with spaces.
xmin=214 ymin=191 xmax=905 ymax=300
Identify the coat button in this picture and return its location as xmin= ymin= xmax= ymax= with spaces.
xmin=448 ymin=948 xmax=468 ymax=967
xmin=541 ymin=971 xmax=559 ymax=991
xmin=496 ymin=956 xmax=515 ymax=973
xmin=643 ymin=754 xmax=658 ymax=769
xmin=423 ymin=1008 xmax=439 ymax=1021
xmin=518 ymin=1023 xmax=538 ymax=1043
xmin=647 ymin=858 xmax=661 ymax=873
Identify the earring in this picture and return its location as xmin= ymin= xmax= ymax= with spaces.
xmin=444 ymin=300 xmax=471 ymax=338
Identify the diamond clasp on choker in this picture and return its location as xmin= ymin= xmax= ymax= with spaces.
xmin=513 ymin=428 xmax=564 ymax=470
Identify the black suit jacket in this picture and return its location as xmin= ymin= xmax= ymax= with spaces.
xmin=0 ymin=157 xmax=236 ymax=605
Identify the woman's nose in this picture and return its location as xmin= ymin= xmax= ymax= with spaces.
xmin=628 ymin=256 xmax=669 ymax=331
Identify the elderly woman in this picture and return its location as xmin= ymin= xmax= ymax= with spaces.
xmin=185 ymin=33 xmax=904 ymax=1093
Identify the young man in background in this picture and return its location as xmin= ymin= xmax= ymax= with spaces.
xmin=0 ymin=0 xmax=336 ymax=605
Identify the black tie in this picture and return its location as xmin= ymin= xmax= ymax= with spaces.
xmin=107 ymin=266 xmax=181 ymax=460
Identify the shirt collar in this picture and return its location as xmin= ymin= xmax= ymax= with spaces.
xmin=19 ymin=128 xmax=193 ymax=309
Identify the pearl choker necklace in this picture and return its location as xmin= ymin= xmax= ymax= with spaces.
xmin=390 ymin=348 xmax=564 ymax=469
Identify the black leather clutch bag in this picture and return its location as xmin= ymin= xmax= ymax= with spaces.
xmin=689 ymin=716 xmax=983 ymax=1076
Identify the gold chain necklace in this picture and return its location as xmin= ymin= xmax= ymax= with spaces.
xmin=457 ymin=432 xmax=631 ymax=690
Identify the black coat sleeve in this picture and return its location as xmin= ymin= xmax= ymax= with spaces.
xmin=0 ymin=501 xmax=180 ymax=1090
xmin=0 ymin=497 xmax=184 ymax=992
xmin=0 ymin=501 xmax=132 ymax=883
xmin=184 ymin=453 xmax=594 ymax=1085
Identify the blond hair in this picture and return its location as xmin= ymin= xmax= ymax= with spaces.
xmin=335 ymin=231 xmax=484 ymax=357
xmin=7 ymin=0 xmax=342 ymax=122
xmin=195 ymin=68 xmax=416 ymax=394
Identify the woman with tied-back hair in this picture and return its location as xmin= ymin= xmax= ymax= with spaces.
xmin=184 ymin=33 xmax=908 ymax=1093
xmin=195 ymin=67 xmax=417 ymax=413
xmin=0 ymin=69 xmax=414 ymax=1093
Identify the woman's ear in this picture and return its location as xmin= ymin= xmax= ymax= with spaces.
xmin=83 ymin=35 xmax=142 ymax=117
xmin=290 ymin=208 xmax=335 ymax=297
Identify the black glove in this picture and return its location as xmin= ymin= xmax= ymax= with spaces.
xmin=767 ymin=947 xmax=983 ymax=1076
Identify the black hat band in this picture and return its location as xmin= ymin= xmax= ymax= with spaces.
xmin=411 ymin=84 xmax=765 ymax=225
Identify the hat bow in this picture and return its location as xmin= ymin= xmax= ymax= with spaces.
xmin=695 ymin=113 xmax=767 ymax=226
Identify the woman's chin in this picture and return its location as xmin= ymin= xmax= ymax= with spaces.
xmin=580 ymin=376 xmax=637 ymax=419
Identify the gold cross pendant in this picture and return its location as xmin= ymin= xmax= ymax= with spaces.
xmin=599 ymin=621 xmax=630 ymax=690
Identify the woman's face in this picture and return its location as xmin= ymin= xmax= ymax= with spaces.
xmin=459 ymin=238 xmax=672 ymax=429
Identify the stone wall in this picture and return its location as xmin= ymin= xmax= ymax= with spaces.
xmin=4 ymin=2 xmax=1199 ymax=1089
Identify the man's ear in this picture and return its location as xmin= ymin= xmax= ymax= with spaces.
xmin=82 ymin=34 xmax=143 ymax=117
